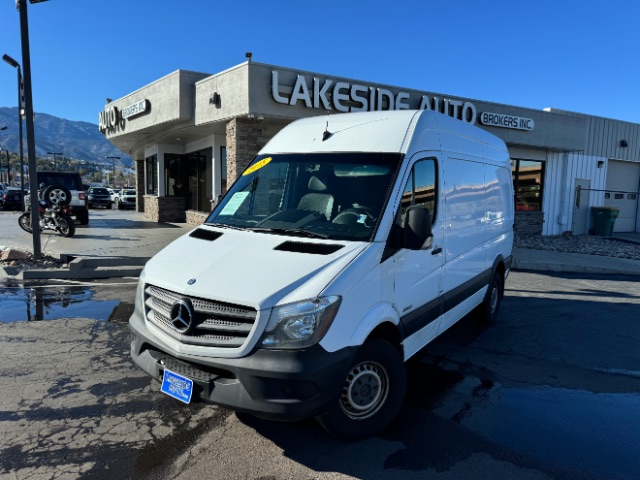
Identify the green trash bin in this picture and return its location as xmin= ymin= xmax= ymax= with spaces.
xmin=590 ymin=207 xmax=620 ymax=237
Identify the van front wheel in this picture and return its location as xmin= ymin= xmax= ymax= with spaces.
xmin=316 ymin=339 xmax=406 ymax=440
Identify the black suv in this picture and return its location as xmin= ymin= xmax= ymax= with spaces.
xmin=87 ymin=187 xmax=112 ymax=209
xmin=36 ymin=172 xmax=89 ymax=224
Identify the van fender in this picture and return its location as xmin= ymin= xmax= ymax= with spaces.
xmin=346 ymin=302 xmax=402 ymax=348
xmin=489 ymin=254 xmax=506 ymax=284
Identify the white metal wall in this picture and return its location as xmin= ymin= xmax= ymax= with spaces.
xmin=542 ymin=152 xmax=607 ymax=235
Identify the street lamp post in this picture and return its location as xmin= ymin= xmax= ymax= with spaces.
xmin=107 ymin=156 xmax=120 ymax=187
xmin=2 ymin=150 xmax=10 ymax=185
xmin=47 ymin=151 xmax=63 ymax=171
xmin=0 ymin=126 xmax=7 ymax=184
xmin=17 ymin=0 xmax=50 ymax=260
xmin=2 ymin=53 xmax=25 ymax=205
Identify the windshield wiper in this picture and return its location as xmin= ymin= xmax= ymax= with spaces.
xmin=249 ymin=227 xmax=330 ymax=239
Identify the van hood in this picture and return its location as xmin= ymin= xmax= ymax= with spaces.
xmin=142 ymin=226 xmax=367 ymax=310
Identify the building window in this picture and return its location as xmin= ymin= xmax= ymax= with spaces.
xmin=145 ymin=155 xmax=158 ymax=195
xmin=512 ymin=159 xmax=544 ymax=212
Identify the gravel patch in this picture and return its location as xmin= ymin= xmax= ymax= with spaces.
xmin=0 ymin=246 xmax=65 ymax=270
xmin=515 ymin=234 xmax=640 ymax=261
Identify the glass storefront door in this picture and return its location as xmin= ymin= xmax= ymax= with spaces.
xmin=165 ymin=148 xmax=212 ymax=211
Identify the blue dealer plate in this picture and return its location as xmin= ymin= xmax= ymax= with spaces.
xmin=161 ymin=369 xmax=193 ymax=404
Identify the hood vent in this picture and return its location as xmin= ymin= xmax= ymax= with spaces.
xmin=275 ymin=241 xmax=344 ymax=255
xmin=190 ymin=228 xmax=222 ymax=242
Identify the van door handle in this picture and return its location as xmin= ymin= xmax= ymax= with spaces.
xmin=431 ymin=246 xmax=442 ymax=255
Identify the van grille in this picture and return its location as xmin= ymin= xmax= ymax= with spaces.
xmin=144 ymin=284 xmax=257 ymax=348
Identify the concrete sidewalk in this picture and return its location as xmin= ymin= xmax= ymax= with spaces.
xmin=1 ymin=209 xmax=192 ymax=279
xmin=1 ymin=209 xmax=639 ymax=280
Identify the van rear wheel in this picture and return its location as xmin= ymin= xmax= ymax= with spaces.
xmin=478 ymin=271 xmax=504 ymax=325
xmin=316 ymin=339 xmax=406 ymax=440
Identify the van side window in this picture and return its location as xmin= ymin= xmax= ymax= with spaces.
xmin=397 ymin=159 xmax=437 ymax=227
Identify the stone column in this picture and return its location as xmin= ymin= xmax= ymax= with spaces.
xmin=226 ymin=117 xmax=269 ymax=186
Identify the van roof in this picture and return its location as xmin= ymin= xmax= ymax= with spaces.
xmin=261 ymin=110 xmax=507 ymax=155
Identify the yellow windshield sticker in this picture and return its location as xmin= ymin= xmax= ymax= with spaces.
xmin=243 ymin=157 xmax=272 ymax=176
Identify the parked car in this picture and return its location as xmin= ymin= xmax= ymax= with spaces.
xmin=1 ymin=187 xmax=24 ymax=211
xmin=107 ymin=188 xmax=119 ymax=204
xmin=87 ymin=187 xmax=112 ymax=209
xmin=116 ymin=189 xmax=136 ymax=209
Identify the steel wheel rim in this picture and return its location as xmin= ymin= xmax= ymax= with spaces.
xmin=489 ymin=284 xmax=499 ymax=313
xmin=339 ymin=360 xmax=389 ymax=420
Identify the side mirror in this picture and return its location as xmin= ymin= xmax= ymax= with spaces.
xmin=403 ymin=205 xmax=433 ymax=250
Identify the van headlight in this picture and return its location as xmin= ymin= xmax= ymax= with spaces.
xmin=260 ymin=296 xmax=341 ymax=349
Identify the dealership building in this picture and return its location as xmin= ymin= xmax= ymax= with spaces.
xmin=99 ymin=61 xmax=640 ymax=235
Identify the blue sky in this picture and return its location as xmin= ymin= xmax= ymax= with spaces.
xmin=1 ymin=0 xmax=639 ymax=125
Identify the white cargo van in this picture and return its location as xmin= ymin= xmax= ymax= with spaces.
xmin=129 ymin=110 xmax=514 ymax=439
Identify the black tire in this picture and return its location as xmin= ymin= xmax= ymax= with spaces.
xmin=42 ymin=184 xmax=72 ymax=208
xmin=117 ymin=201 xmax=123 ymax=210
xmin=18 ymin=212 xmax=33 ymax=233
xmin=107 ymin=203 xmax=112 ymax=210
xmin=316 ymin=339 xmax=406 ymax=440
xmin=56 ymin=215 xmax=75 ymax=237
xmin=77 ymin=210 xmax=89 ymax=225
xmin=477 ymin=271 xmax=504 ymax=325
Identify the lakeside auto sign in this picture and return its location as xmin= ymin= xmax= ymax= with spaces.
xmin=271 ymin=70 xmax=535 ymax=131
xmin=99 ymin=99 xmax=150 ymax=133
xmin=271 ymin=71 xmax=477 ymax=124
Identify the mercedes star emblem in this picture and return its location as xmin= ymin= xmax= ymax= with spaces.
xmin=170 ymin=299 xmax=195 ymax=334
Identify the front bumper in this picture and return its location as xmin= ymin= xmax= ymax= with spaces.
xmin=129 ymin=312 xmax=356 ymax=420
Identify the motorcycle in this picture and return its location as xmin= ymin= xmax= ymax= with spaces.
xmin=18 ymin=183 xmax=76 ymax=238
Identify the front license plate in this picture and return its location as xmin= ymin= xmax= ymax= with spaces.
xmin=161 ymin=369 xmax=193 ymax=404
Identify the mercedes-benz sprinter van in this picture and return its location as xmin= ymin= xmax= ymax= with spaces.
xmin=129 ymin=110 xmax=514 ymax=439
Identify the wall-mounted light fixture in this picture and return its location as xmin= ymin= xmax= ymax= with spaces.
xmin=245 ymin=52 xmax=252 ymax=62
xmin=209 ymin=92 xmax=220 ymax=106
xmin=597 ymin=160 xmax=605 ymax=169
xmin=620 ymin=139 xmax=628 ymax=148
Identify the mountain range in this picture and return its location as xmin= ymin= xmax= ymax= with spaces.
xmin=0 ymin=107 xmax=133 ymax=168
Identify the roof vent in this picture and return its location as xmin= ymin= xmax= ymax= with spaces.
xmin=189 ymin=229 xmax=222 ymax=242
xmin=275 ymin=241 xmax=344 ymax=255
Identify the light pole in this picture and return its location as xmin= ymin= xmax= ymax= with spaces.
xmin=0 ymin=126 xmax=7 ymax=184
xmin=47 ymin=151 xmax=62 ymax=171
xmin=2 ymin=150 xmax=10 ymax=185
xmin=2 ymin=54 xmax=25 ymax=203
xmin=107 ymin=156 xmax=120 ymax=187
xmin=17 ymin=0 xmax=50 ymax=260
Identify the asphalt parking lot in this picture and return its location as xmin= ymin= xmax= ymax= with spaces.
xmin=1 ymin=270 xmax=639 ymax=480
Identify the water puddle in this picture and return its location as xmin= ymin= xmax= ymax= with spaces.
xmin=432 ymin=376 xmax=640 ymax=479
xmin=0 ymin=285 xmax=133 ymax=323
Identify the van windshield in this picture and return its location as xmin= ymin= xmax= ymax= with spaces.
xmin=207 ymin=153 xmax=402 ymax=241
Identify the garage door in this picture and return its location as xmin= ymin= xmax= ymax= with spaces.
xmin=604 ymin=160 xmax=640 ymax=232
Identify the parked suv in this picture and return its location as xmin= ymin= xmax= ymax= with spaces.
xmin=116 ymin=189 xmax=136 ymax=209
xmin=87 ymin=187 xmax=112 ymax=209
xmin=36 ymin=172 xmax=89 ymax=224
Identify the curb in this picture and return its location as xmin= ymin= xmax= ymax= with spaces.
xmin=511 ymin=259 xmax=640 ymax=276
xmin=1 ymin=256 xmax=150 ymax=281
